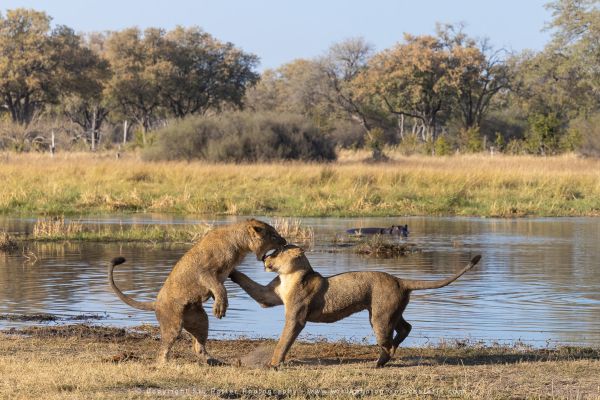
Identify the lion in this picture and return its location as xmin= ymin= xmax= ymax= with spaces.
xmin=230 ymin=245 xmax=481 ymax=368
xmin=109 ymin=219 xmax=287 ymax=364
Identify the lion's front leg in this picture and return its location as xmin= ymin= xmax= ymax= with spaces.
xmin=230 ymin=270 xmax=283 ymax=308
xmin=270 ymin=314 xmax=306 ymax=367
xmin=200 ymin=272 xmax=228 ymax=319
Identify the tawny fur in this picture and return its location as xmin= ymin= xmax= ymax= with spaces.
xmin=109 ymin=219 xmax=286 ymax=365
xmin=230 ymin=245 xmax=481 ymax=368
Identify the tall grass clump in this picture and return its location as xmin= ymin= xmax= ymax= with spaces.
xmin=33 ymin=217 xmax=84 ymax=238
xmin=272 ymin=217 xmax=314 ymax=244
xmin=143 ymin=111 xmax=336 ymax=162
xmin=30 ymin=217 xmax=213 ymax=242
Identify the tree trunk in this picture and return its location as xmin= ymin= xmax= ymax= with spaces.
xmin=91 ymin=107 xmax=97 ymax=152
xmin=123 ymin=120 xmax=128 ymax=144
xmin=398 ymin=114 xmax=405 ymax=140
xmin=50 ymin=130 xmax=55 ymax=158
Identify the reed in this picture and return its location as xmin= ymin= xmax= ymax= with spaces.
xmin=272 ymin=217 xmax=314 ymax=244
xmin=28 ymin=217 xmax=213 ymax=242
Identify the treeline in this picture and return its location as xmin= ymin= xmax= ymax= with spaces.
xmin=0 ymin=8 xmax=258 ymax=154
xmin=1 ymin=1 xmax=599 ymax=160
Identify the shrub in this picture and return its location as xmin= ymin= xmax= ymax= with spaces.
xmin=526 ymin=113 xmax=563 ymax=155
xmin=506 ymin=138 xmax=526 ymax=155
xmin=459 ymin=126 xmax=484 ymax=153
xmin=434 ymin=135 xmax=452 ymax=155
xmin=366 ymin=128 xmax=387 ymax=161
xmin=568 ymin=114 xmax=600 ymax=157
xmin=143 ymin=111 xmax=336 ymax=162
xmin=396 ymin=133 xmax=428 ymax=156
xmin=329 ymin=120 xmax=365 ymax=148
xmin=494 ymin=132 xmax=505 ymax=152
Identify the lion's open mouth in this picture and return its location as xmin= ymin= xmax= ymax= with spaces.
xmin=261 ymin=248 xmax=278 ymax=262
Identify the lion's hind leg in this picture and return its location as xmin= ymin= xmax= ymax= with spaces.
xmin=156 ymin=306 xmax=183 ymax=365
xmin=370 ymin=310 xmax=395 ymax=368
xmin=183 ymin=303 xmax=224 ymax=366
xmin=392 ymin=316 xmax=412 ymax=355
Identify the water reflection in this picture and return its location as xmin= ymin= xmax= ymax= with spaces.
xmin=1 ymin=216 xmax=599 ymax=347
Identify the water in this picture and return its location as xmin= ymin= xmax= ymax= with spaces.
xmin=1 ymin=215 xmax=599 ymax=347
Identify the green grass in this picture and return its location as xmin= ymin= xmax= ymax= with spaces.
xmin=1 ymin=151 xmax=600 ymax=217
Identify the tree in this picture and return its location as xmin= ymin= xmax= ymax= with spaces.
xmin=56 ymin=31 xmax=111 ymax=149
xmin=0 ymin=9 xmax=89 ymax=126
xmin=104 ymin=27 xmax=171 ymax=144
xmin=318 ymin=37 xmax=380 ymax=131
xmin=245 ymin=59 xmax=332 ymax=125
xmin=353 ymin=34 xmax=455 ymax=141
xmin=437 ymin=24 xmax=511 ymax=130
xmin=545 ymin=0 xmax=600 ymax=110
xmin=163 ymin=26 xmax=259 ymax=118
xmin=105 ymin=26 xmax=259 ymax=143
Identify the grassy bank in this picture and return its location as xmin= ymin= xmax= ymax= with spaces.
xmin=1 ymin=325 xmax=599 ymax=399
xmin=0 ymin=217 xmax=313 ymax=246
xmin=1 ymin=151 xmax=600 ymax=217
xmin=26 ymin=217 xmax=212 ymax=243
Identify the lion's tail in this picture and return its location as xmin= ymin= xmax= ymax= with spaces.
xmin=402 ymin=255 xmax=481 ymax=291
xmin=108 ymin=257 xmax=156 ymax=311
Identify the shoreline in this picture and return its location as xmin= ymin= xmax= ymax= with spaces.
xmin=1 ymin=324 xmax=600 ymax=399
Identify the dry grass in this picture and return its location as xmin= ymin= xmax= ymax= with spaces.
xmin=1 ymin=151 xmax=600 ymax=217
xmin=27 ymin=217 xmax=213 ymax=242
xmin=1 ymin=325 xmax=600 ymax=399
xmin=272 ymin=217 xmax=314 ymax=245
xmin=33 ymin=217 xmax=84 ymax=238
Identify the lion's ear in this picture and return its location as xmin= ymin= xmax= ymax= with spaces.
xmin=248 ymin=225 xmax=265 ymax=237
xmin=292 ymin=247 xmax=305 ymax=255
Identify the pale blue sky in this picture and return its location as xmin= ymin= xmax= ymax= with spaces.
xmin=2 ymin=0 xmax=553 ymax=69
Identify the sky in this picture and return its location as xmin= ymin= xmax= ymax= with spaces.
xmin=2 ymin=0 xmax=553 ymax=70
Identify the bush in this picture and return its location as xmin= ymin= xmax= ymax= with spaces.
xmin=568 ymin=114 xmax=600 ymax=157
xmin=329 ymin=120 xmax=365 ymax=149
xmin=366 ymin=128 xmax=386 ymax=161
xmin=143 ymin=112 xmax=337 ymax=162
xmin=396 ymin=133 xmax=429 ymax=156
xmin=526 ymin=113 xmax=563 ymax=155
xmin=459 ymin=126 xmax=484 ymax=153
xmin=506 ymin=138 xmax=526 ymax=155
xmin=434 ymin=135 xmax=452 ymax=155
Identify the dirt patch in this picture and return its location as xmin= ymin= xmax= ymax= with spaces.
xmin=0 ymin=313 xmax=107 ymax=323
xmin=3 ymin=325 xmax=600 ymax=366
xmin=2 ymin=324 xmax=152 ymax=342
xmin=0 ymin=313 xmax=58 ymax=322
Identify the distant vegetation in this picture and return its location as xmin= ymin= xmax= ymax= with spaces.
xmin=0 ymin=1 xmax=599 ymax=159
xmin=1 ymin=152 xmax=599 ymax=217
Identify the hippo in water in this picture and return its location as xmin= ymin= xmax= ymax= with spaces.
xmin=346 ymin=224 xmax=409 ymax=237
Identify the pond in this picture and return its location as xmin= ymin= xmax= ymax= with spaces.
xmin=1 ymin=215 xmax=599 ymax=347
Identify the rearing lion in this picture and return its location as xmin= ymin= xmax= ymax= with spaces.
xmin=109 ymin=219 xmax=287 ymax=364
